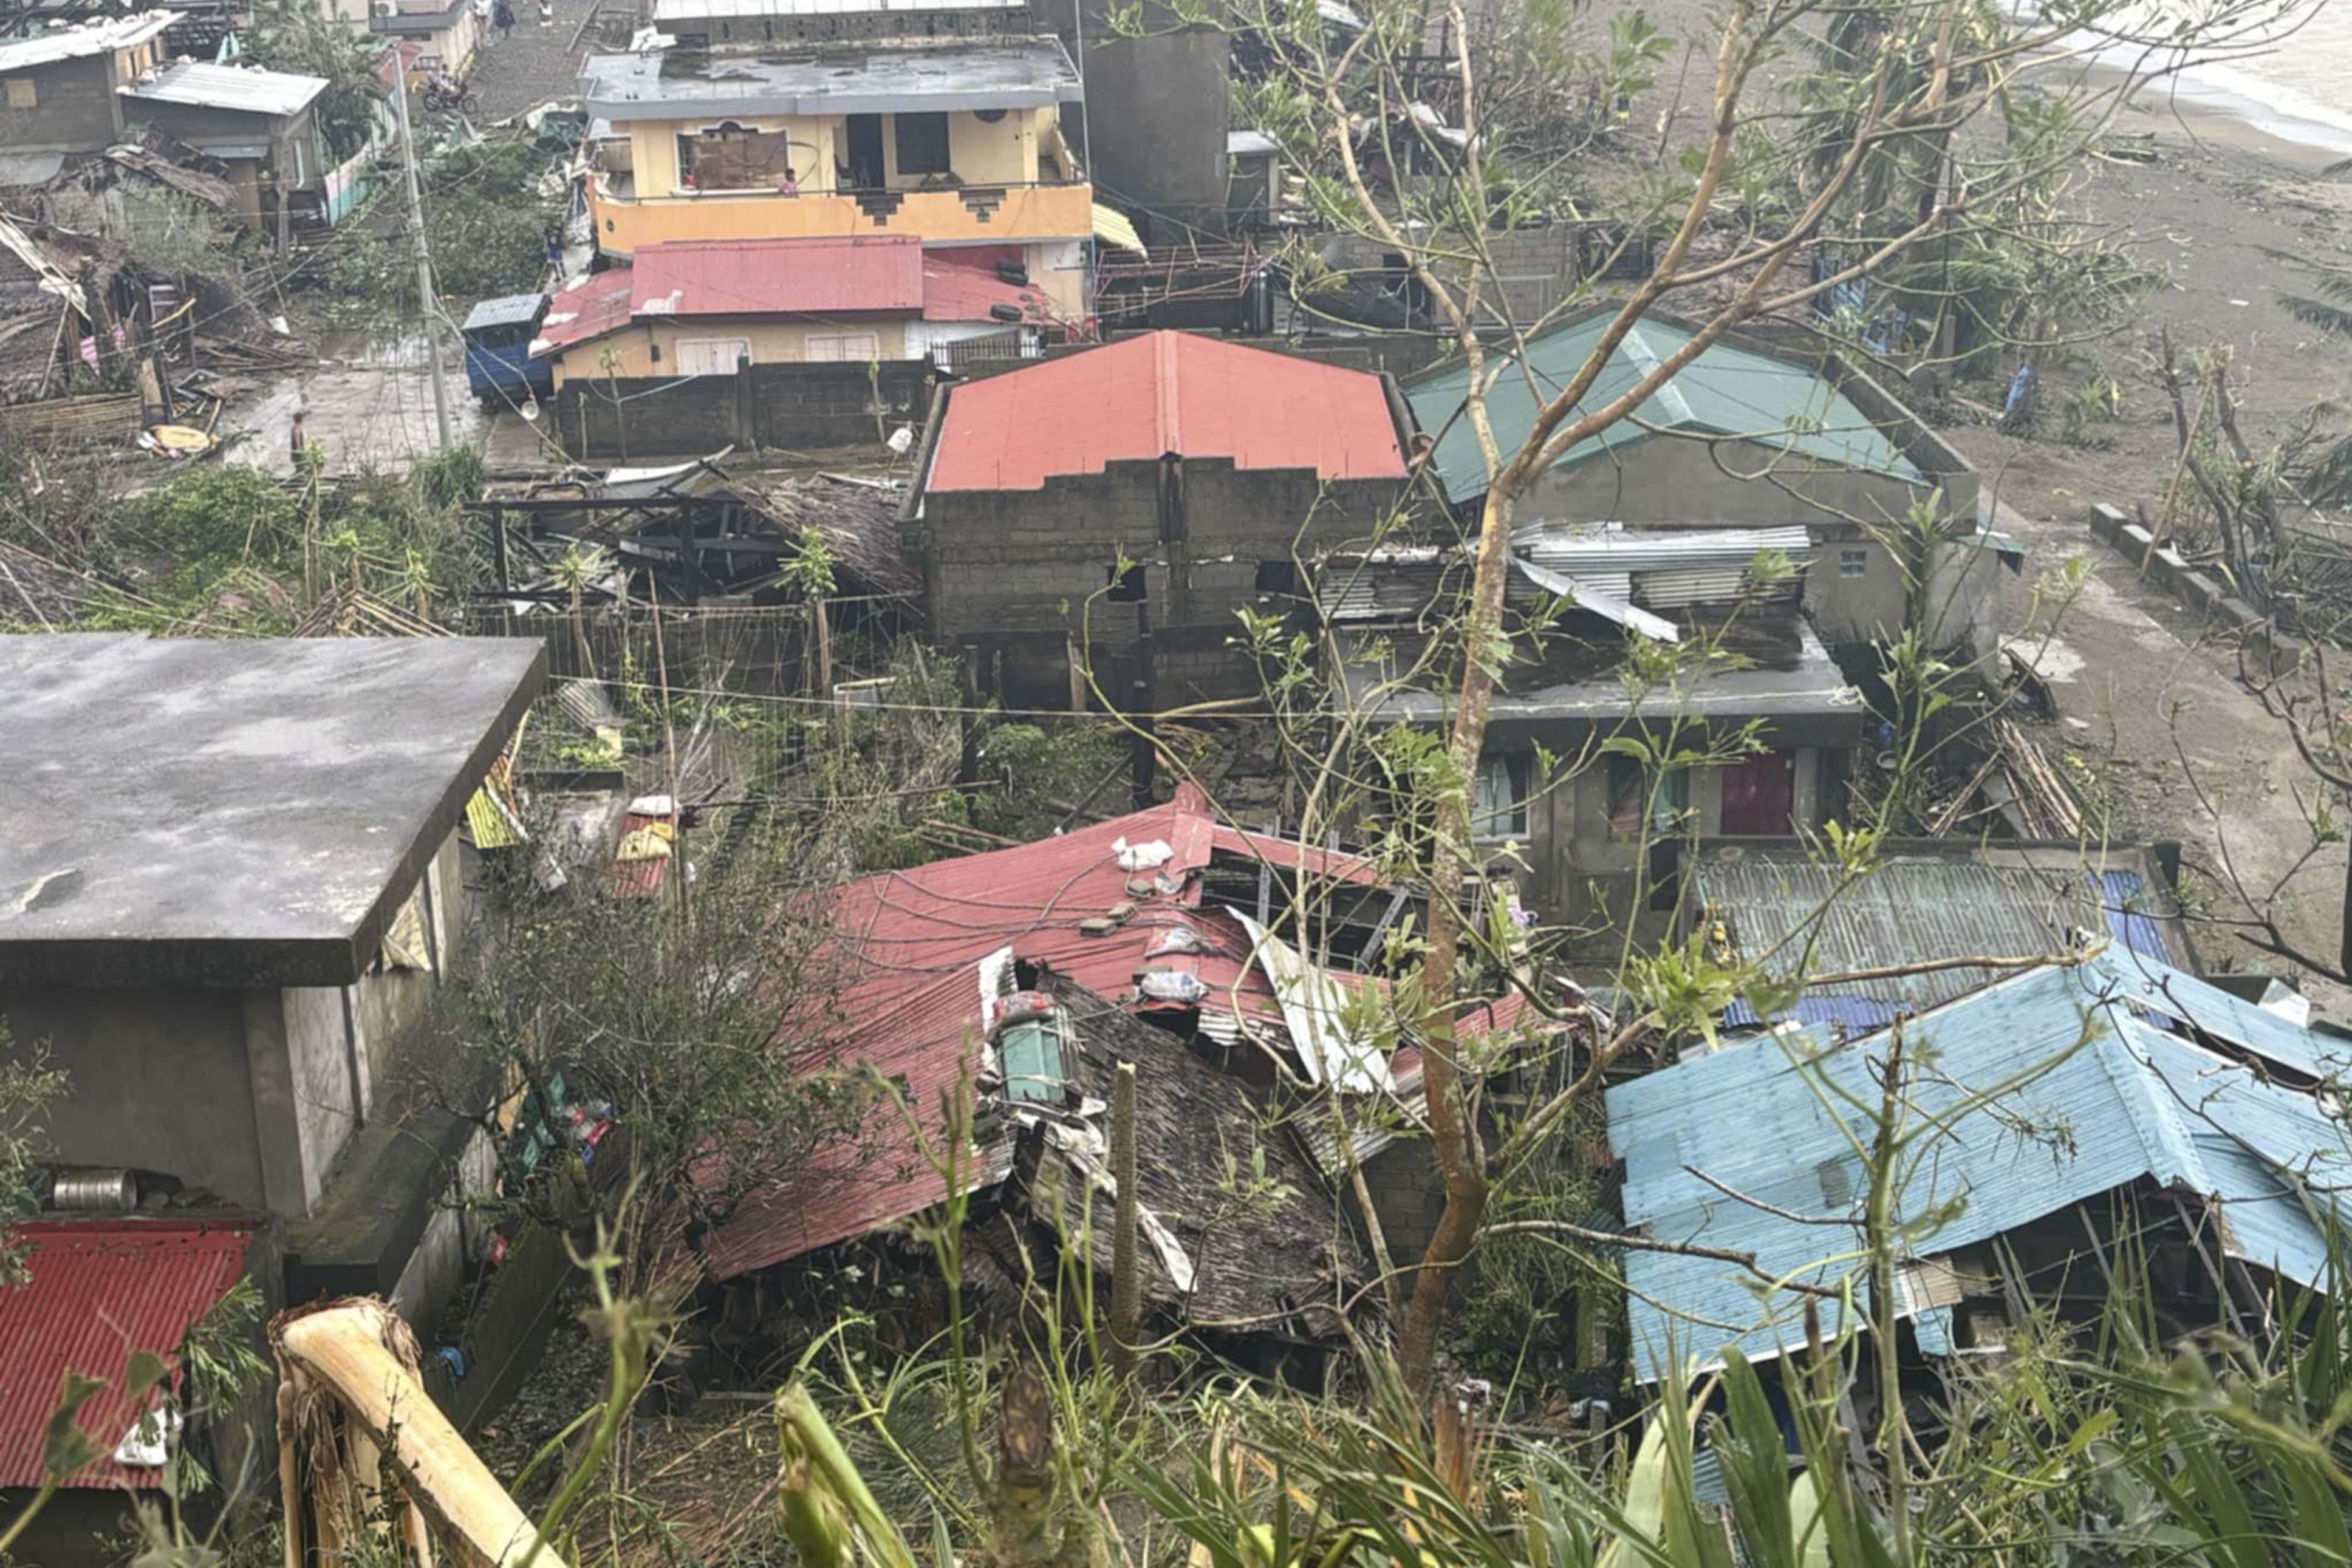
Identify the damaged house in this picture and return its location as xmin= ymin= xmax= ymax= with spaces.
xmin=1322 ymin=522 xmax=1865 ymax=929
xmin=0 ymin=633 xmax=545 ymax=1331
xmin=699 ymin=783 xmax=1533 ymax=1371
xmin=1403 ymin=307 xmax=2010 ymax=663
xmin=1608 ymin=950 xmax=2352 ymax=1399
xmin=902 ymin=329 xmax=1424 ymax=706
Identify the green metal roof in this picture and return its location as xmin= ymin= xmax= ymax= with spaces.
xmin=1406 ymin=313 xmax=1927 ymax=505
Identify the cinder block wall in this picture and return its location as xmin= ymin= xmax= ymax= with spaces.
xmin=914 ymin=455 xmax=1411 ymax=706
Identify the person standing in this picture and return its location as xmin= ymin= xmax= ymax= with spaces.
xmin=536 ymin=0 xmax=551 ymax=27
xmin=493 ymin=0 xmax=513 ymax=39
xmin=473 ymin=0 xmax=491 ymax=44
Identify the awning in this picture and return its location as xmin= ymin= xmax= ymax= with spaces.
xmin=1958 ymin=525 xmax=2026 ymax=573
xmin=1090 ymin=202 xmax=1145 ymax=259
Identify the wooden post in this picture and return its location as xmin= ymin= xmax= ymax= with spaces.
xmin=959 ymin=643 xmax=981 ymax=785
xmin=1109 ymin=1061 xmax=1140 ymax=1381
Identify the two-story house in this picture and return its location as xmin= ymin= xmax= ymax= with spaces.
xmin=579 ymin=36 xmax=1099 ymax=319
xmin=900 ymin=330 xmax=1423 ymax=706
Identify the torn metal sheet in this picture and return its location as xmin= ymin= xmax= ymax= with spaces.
xmin=1237 ymin=912 xmax=1389 ymax=1093
xmin=1511 ymin=553 xmax=1680 ymax=643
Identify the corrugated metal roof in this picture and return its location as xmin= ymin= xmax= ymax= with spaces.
xmin=1319 ymin=526 xmax=1810 ymax=625
xmin=0 ymin=1218 xmax=253 ymax=1490
xmin=924 ymin=331 xmax=1408 ymax=493
xmin=1090 ymin=202 xmax=1145 ymax=257
xmin=1697 ymin=846 xmax=2187 ymax=1021
xmin=1406 ymin=312 xmax=1926 ymax=506
xmin=1607 ymin=960 xmax=2352 ymax=1383
xmin=121 ymin=60 xmax=328 ymax=117
xmin=632 ymin=236 xmax=924 ymax=317
xmin=921 ymin=251 xmax=1053 ymax=324
xmin=0 ymin=11 xmax=173 ymax=73
xmin=705 ymin=785 xmax=1383 ymax=1277
xmin=462 ymin=293 xmax=548 ymax=333
xmin=531 ymin=267 xmax=634 ymax=356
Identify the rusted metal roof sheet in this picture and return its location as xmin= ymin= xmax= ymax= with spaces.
xmin=1697 ymin=844 xmax=2189 ymax=1020
xmin=0 ymin=1218 xmax=253 ymax=1490
xmin=705 ymin=785 xmax=1384 ymax=1277
xmin=922 ymin=330 xmax=1410 ymax=493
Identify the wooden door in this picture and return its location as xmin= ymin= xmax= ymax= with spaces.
xmin=1720 ymin=750 xmax=1795 ymax=836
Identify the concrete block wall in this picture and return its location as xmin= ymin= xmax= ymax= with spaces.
xmin=917 ymin=455 xmax=1409 ymax=704
xmin=552 ymin=361 xmax=935 ymax=458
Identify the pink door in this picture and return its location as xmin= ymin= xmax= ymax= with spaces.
xmin=1721 ymin=751 xmax=1796 ymax=836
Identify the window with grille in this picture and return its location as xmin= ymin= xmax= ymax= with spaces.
xmin=893 ymin=112 xmax=951 ymax=175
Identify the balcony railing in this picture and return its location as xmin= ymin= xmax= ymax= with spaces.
xmin=587 ymin=176 xmax=1094 ymax=253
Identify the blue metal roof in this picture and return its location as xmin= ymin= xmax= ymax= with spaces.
xmin=1607 ymin=957 xmax=2352 ymax=1384
xmin=1403 ymin=312 xmax=1927 ymax=506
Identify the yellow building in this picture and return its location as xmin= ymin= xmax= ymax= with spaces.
xmin=577 ymin=38 xmax=1102 ymax=321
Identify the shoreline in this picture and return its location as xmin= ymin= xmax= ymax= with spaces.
xmin=2077 ymin=58 xmax=2352 ymax=175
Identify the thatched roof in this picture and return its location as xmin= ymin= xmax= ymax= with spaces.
xmin=731 ymin=472 xmax=919 ymax=601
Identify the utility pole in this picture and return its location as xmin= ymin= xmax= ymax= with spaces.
xmin=390 ymin=60 xmax=455 ymax=450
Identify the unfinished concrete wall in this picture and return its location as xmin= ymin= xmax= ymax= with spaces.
xmin=0 ymin=986 xmax=264 ymax=1206
xmin=1 ymin=55 xmax=125 ymax=151
xmin=915 ymin=454 xmax=1407 ymax=706
xmin=3 ymin=833 xmax=467 ymax=1221
xmin=552 ymin=360 xmax=935 ymax=458
xmin=389 ymin=1123 xmax=495 ymax=1323
xmin=1480 ymin=744 xmax=1833 ymax=933
xmin=1520 ymin=432 xmax=1941 ymax=534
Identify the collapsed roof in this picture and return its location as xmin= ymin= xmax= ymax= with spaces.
xmin=703 ymin=785 xmax=1516 ymax=1337
xmin=1608 ymin=951 xmax=2352 ymax=1383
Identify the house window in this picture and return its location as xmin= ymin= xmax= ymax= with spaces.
xmin=998 ymin=1017 xmax=1066 ymax=1103
xmin=1107 ymin=562 xmax=1146 ymax=602
xmin=894 ymin=112 xmax=951 ymax=175
xmin=1471 ymin=753 xmax=1528 ymax=839
xmin=4 ymin=77 xmax=35 ymax=109
xmin=1254 ymin=560 xmax=1299 ymax=598
xmin=1605 ymin=754 xmax=1690 ymax=839
xmin=804 ymin=332 xmax=880 ymax=363
xmin=1839 ymin=547 xmax=1868 ymax=578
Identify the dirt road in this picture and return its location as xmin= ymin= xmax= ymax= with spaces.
xmin=1990 ymin=499 xmax=2347 ymax=1003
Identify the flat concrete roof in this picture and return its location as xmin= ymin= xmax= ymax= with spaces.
xmin=580 ymin=38 xmax=1081 ymax=121
xmin=0 ymin=634 xmax=545 ymax=989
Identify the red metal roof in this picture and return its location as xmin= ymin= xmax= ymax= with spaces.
xmin=921 ymin=330 xmax=1412 ymax=493
xmin=920 ymin=252 xmax=1055 ymax=324
xmin=703 ymin=785 xmax=1384 ymax=1278
xmin=632 ymin=236 xmax=925 ymax=319
xmin=532 ymin=266 xmax=634 ymax=356
xmin=0 ymin=1218 xmax=253 ymax=1490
